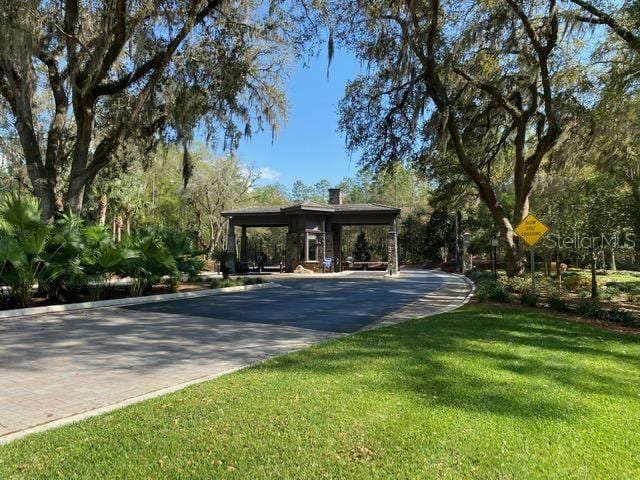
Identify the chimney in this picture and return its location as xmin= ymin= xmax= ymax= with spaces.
xmin=328 ymin=188 xmax=342 ymax=205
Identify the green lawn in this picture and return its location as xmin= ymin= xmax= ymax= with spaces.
xmin=1 ymin=305 xmax=639 ymax=479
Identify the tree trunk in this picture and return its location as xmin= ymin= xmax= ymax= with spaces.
xmin=67 ymin=173 xmax=87 ymax=214
xmin=556 ymin=247 xmax=562 ymax=287
xmin=500 ymin=223 xmax=526 ymax=276
xmin=590 ymin=249 xmax=598 ymax=299
xmin=609 ymin=248 xmax=617 ymax=271
xmin=124 ymin=202 xmax=133 ymax=235
xmin=38 ymin=187 xmax=58 ymax=222
xmin=114 ymin=215 xmax=123 ymax=243
xmin=97 ymin=194 xmax=107 ymax=226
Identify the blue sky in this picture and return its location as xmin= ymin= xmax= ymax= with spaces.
xmin=235 ymin=49 xmax=363 ymax=188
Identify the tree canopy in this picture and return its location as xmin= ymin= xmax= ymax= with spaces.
xmin=0 ymin=0 xmax=294 ymax=219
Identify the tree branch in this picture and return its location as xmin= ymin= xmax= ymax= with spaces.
xmin=95 ymin=0 xmax=224 ymax=97
xmin=452 ymin=67 xmax=522 ymax=118
xmin=570 ymin=0 xmax=640 ymax=53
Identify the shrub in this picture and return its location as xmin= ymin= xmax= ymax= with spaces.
xmin=0 ymin=194 xmax=56 ymax=306
xmin=0 ymin=196 xmax=205 ymax=304
xmin=474 ymin=282 xmax=491 ymax=302
xmin=474 ymin=280 xmax=510 ymax=303
xmin=467 ymin=271 xmax=495 ymax=283
xmin=211 ymin=247 xmax=234 ymax=280
xmin=501 ymin=276 xmax=531 ymax=293
xmin=210 ymin=277 xmax=267 ymax=289
xmin=489 ymin=284 xmax=511 ymax=303
xmin=605 ymin=280 xmax=640 ymax=296
xmin=120 ymin=229 xmax=175 ymax=296
xmin=563 ymin=273 xmax=592 ymax=293
xmin=599 ymin=287 xmax=617 ymax=300
xmin=520 ymin=290 xmax=539 ymax=307
xmin=159 ymin=228 xmax=205 ymax=283
xmin=548 ymin=295 xmax=570 ymax=312
xmin=82 ymin=233 xmax=135 ymax=300
xmin=576 ymin=299 xmax=604 ymax=319
xmin=607 ymin=308 xmax=636 ymax=327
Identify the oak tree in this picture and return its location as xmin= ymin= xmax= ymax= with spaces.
xmin=0 ymin=0 xmax=290 ymax=219
xmin=333 ymin=0 xmax=587 ymax=275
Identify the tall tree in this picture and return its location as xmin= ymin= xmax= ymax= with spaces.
xmin=568 ymin=0 xmax=640 ymax=54
xmin=0 ymin=0 xmax=290 ymax=219
xmin=182 ymin=153 xmax=258 ymax=256
xmin=333 ymin=0 xmax=587 ymax=275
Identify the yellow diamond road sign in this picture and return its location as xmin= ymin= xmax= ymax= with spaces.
xmin=514 ymin=213 xmax=551 ymax=247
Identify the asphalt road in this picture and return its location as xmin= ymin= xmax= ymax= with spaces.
xmin=1 ymin=269 xmax=470 ymax=442
xmin=123 ymin=271 xmax=445 ymax=333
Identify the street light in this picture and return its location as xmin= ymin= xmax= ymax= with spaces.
xmin=462 ymin=232 xmax=471 ymax=272
xmin=491 ymin=237 xmax=499 ymax=280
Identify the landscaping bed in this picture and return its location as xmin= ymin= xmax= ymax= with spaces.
xmin=0 ymin=194 xmax=270 ymax=311
xmin=1 ymin=305 xmax=638 ymax=478
xmin=0 ymin=280 xmax=211 ymax=311
xmin=0 ymin=276 xmax=267 ymax=313
xmin=469 ymin=269 xmax=640 ymax=333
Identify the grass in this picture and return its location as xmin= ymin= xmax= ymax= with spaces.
xmin=564 ymin=269 xmax=640 ymax=298
xmin=209 ymin=276 xmax=265 ymax=289
xmin=1 ymin=305 xmax=639 ymax=479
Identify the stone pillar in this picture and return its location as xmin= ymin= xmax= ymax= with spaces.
xmin=332 ymin=225 xmax=342 ymax=272
xmin=226 ymin=223 xmax=237 ymax=274
xmin=325 ymin=232 xmax=334 ymax=266
xmin=317 ymin=232 xmax=326 ymax=262
xmin=240 ymin=226 xmax=248 ymax=262
xmin=387 ymin=220 xmax=399 ymax=276
xmin=286 ymin=232 xmax=303 ymax=272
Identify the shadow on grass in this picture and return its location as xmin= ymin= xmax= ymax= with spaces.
xmin=258 ymin=306 xmax=640 ymax=421
xmin=605 ymin=280 xmax=640 ymax=295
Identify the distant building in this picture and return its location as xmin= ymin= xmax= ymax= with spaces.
xmin=222 ymin=188 xmax=401 ymax=275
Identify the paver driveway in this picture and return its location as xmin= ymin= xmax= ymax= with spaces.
xmin=0 ymin=269 xmax=471 ymax=442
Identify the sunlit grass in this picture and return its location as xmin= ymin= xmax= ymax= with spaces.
xmin=1 ymin=305 xmax=639 ymax=479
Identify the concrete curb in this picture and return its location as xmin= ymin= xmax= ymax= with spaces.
xmin=448 ymin=271 xmax=476 ymax=305
xmin=0 ymin=282 xmax=279 ymax=320
xmin=359 ymin=271 xmax=474 ymax=332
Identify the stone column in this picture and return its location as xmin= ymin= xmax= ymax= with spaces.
xmin=332 ymin=225 xmax=342 ymax=272
xmin=226 ymin=222 xmax=237 ymax=274
xmin=325 ymin=232 xmax=334 ymax=268
xmin=240 ymin=226 xmax=248 ymax=262
xmin=286 ymin=232 xmax=303 ymax=272
xmin=387 ymin=220 xmax=399 ymax=276
xmin=317 ymin=232 xmax=326 ymax=267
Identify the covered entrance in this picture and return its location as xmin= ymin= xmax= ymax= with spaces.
xmin=222 ymin=188 xmax=401 ymax=275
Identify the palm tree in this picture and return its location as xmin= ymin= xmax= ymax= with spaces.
xmin=211 ymin=247 xmax=234 ymax=280
xmin=0 ymin=194 xmax=54 ymax=306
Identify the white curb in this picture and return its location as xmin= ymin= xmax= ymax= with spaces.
xmin=0 ymin=282 xmax=279 ymax=320
xmin=447 ymin=271 xmax=476 ymax=305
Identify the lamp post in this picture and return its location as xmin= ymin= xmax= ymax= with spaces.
xmin=491 ymin=237 xmax=499 ymax=280
xmin=455 ymin=212 xmax=461 ymax=272
xmin=462 ymin=231 xmax=471 ymax=273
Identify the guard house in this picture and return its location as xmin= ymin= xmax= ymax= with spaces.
xmin=222 ymin=188 xmax=401 ymax=274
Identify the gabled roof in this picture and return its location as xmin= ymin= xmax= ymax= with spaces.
xmin=333 ymin=203 xmax=401 ymax=213
xmin=221 ymin=205 xmax=285 ymax=216
xmin=281 ymin=201 xmax=335 ymax=214
xmin=222 ymin=201 xmax=400 ymax=217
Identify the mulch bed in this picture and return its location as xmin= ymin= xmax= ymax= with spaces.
xmin=473 ymin=299 xmax=640 ymax=335
xmin=0 ymin=280 xmax=212 ymax=311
